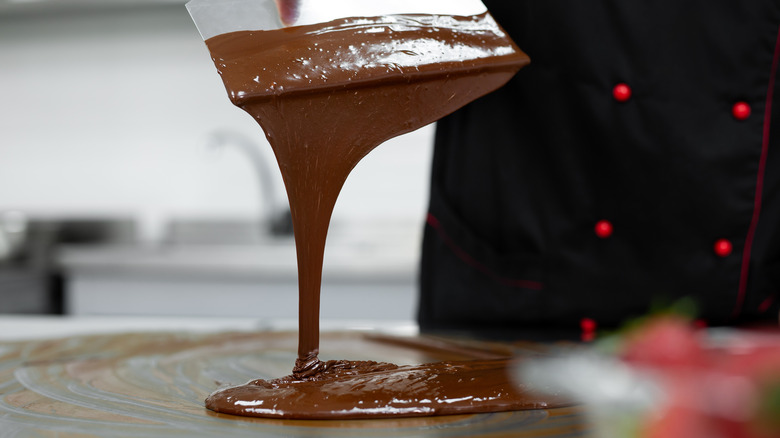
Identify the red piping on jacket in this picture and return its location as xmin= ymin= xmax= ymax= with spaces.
xmin=426 ymin=213 xmax=543 ymax=290
xmin=734 ymin=24 xmax=780 ymax=317
xmin=758 ymin=295 xmax=775 ymax=313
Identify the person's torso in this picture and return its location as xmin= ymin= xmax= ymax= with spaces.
xmin=420 ymin=0 xmax=780 ymax=330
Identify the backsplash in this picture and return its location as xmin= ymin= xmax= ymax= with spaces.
xmin=0 ymin=5 xmax=434 ymax=238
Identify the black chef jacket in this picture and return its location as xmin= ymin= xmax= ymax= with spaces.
xmin=418 ymin=1 xmax=780 ymax=332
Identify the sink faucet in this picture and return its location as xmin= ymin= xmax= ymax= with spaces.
xmin=207 ymin=129 xmax=293 ymax=237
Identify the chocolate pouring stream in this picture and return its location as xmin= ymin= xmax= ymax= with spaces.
xmin=195 ymin=10 xmax=566 ymax=419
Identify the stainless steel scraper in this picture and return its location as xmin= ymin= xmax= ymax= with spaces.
xmin=186 ymin=0 xmax=491 ymax=40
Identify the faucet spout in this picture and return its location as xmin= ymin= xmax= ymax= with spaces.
xmin=207 ymin=129 xmax=293 ymax=237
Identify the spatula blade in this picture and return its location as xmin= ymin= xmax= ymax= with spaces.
xmin=186 ymin=0 xmax=489 ymax=40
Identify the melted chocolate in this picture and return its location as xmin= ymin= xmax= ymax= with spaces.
xmin=203 ymin=12 xmax=540 ymax=418
xmin=206 ymin=359 xmax=569 ymax=419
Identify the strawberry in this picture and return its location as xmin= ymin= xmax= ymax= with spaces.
xmin=620 ymin=315 xmax=707 ymax=370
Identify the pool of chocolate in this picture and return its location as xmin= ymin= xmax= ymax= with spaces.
xmin=206 ymin=357 xmax=570 ymax=419
xmin=202 ymin=12 xmax=542 ymax=419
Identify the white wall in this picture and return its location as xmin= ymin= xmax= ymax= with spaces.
xmin=0 ymin=5 xmax=434 ymax=234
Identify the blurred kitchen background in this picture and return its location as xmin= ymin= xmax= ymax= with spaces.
xmin=0 ymin=0 xmax=433 ymax=322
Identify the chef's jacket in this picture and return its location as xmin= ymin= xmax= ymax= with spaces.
xmin=418 ymin=0 xmax=780 ymax=331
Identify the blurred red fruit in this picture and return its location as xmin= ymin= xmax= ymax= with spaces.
xmin=620 ymin=316 xmax=706 ymax=369
xmin=643 ymin=404 xmax=723 ymax=438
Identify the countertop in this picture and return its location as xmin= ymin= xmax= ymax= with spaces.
xmin=54 ymin=221 xmax=422 ymax=319
xmin=0 ymin=314 xmax=419 ymax=341
xmin=56 ymin=220 xmax=422 ymax=280
xmin=0 ymin=315 xmax=589 ymax=438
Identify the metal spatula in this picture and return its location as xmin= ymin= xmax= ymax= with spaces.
xmin=186 ymin=0 xmax=490 ymax=41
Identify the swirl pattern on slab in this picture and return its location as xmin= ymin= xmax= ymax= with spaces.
xmin=0 ymin=331 xmax=586 ymax=437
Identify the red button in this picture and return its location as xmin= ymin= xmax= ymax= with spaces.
xmin=732 ymin=102 xmax=751 ymax=120
xmin=595 ymin=220 xmax=613 ymax=238
xmin=714 ymin=239 xmax=733 ymax=257
xmin=613 ymin=83 xmax=632 ymax=102
xmin=580 ymin=318 xmax=597 ymax=333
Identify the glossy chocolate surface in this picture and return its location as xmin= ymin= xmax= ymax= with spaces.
xmin=206 ymin=358 xmax=570 ymax=419
xmin=204 ymin=12 xmax=534 ymax=418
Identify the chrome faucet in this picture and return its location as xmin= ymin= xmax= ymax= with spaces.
xmin=206 ymin=129 xmax=293 ymax=236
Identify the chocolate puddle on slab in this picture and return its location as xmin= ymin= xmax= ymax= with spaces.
xmin=201 ymin=13 xmax=556 ymax=419
xmin=206 ymin=358 xmax=572 ymax=419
